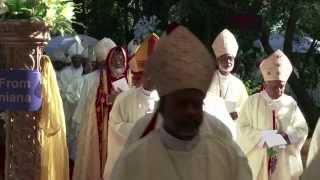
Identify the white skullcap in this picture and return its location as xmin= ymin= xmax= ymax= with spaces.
xmin=211 ymin=29 xmax=239 ymax=58
xmin=260 ymin=49 xmax=293 ymax=82
xmin=94 ymin=38 xmax=116 ymax=62
xmin=145 ymin=25 xmax=215 ymax=96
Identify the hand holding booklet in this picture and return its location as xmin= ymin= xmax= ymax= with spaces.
xmin=258 ymin=130 xmax=287 ymax=148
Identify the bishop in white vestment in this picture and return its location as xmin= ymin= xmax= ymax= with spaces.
xmin=208 ymin=29 xmax=248 ymax=121
xmin=72 ymin=38 xmax=122 ymax=180
xmin=237 ymin=50 xmax=308 ymax=180
xmin=103 ymin=33 xmax=159 ymax=179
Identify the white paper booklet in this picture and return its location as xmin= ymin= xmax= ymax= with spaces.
xmin=260 ymin=130 xmax=287 ymax=148
xmin=112 ymin=78 xmax=129 ymax=91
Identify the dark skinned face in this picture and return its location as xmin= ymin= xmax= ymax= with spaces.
xmin=53 ymin=61 xmax=65 ymax=71
xmin=264 ymin=80 xmax=286 ymax=99
xmin=159 ymin=89 xmax=205 ymax=141
xmin=142 ymin=74 xmax=155 ymax=91
xmin=83 ymin=61 xmax=93 ymax=74
xmin=109 ymin=50 xmax=126 ymax=76
xmin=217 ymin=54 xmax=235 ymax=75
xmin=71 ymin=56 xmax=83 ymax=68
xmin=131 ymin=71 xmax=144 ymax=87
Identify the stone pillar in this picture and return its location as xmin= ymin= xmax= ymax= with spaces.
xmin=0 ymin=20 xmax=49 ymax=180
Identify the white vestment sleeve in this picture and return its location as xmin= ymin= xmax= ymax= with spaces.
xmin=285 ymin=105 xmax=308 ymax=145
xmin=203 ymin=96 xmax=236 ymax=139
xmin=65 ymin=77 xmax=83 ymax=104
xmin=301 ymin=147 xmax=320 ymax=180
xmin=306 ymin=119 xmax=320 ymax=166
xmin=237 ymin=98 xmax=262 ymax=154
xmin=108 ymin=92 xmax=135 ymax=140
xmin=236 ymin=82 xmax=248 ymax=113
xmin=124 ymin=114 xmax=155 ymax=147
xmin=230 ymin=142 xmax=254 ymax=180
xmin=72 ymin=77 xmax=90 ymax=132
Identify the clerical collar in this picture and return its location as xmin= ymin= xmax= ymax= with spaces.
xmin=218 ymin=70 xmax=231 ymax=78
xmin=159 ymin=127 xmax=200 ymax=152
xmin=261 ymin=90 xmax=284 ymax=110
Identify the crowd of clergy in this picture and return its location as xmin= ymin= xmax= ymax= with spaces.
xmin=44 ymin=23 xmax=320 ymax=180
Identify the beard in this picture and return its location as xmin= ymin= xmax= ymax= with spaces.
xmin=219 ymin=64 xmax=234 ymax=73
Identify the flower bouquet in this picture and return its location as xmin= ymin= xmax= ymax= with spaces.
xmin=0 ymin=0 xmax=76 ymax=35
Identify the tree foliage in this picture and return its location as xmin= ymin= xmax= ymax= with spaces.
xmin=74 ymin=0 xmax=320 ymax=132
